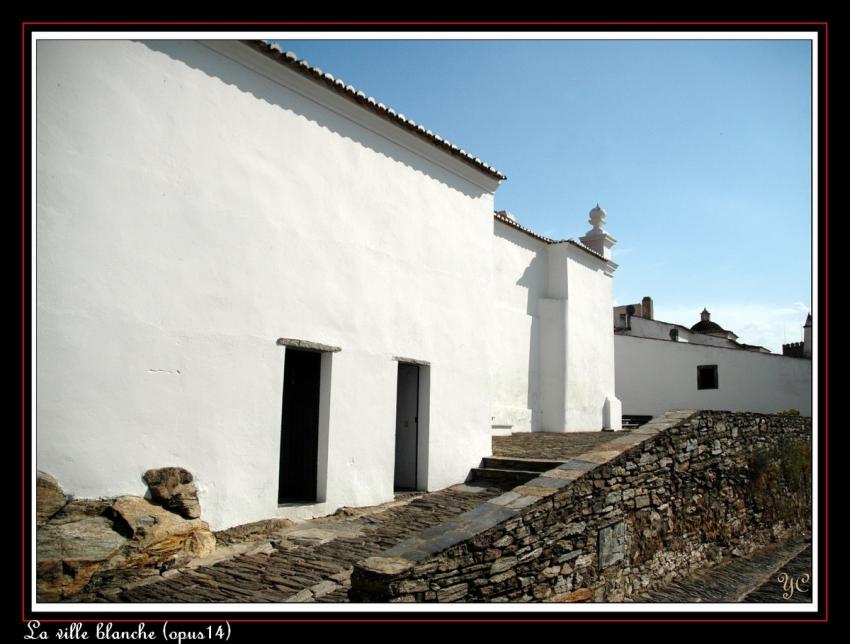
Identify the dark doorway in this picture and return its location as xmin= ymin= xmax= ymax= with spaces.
xmin=394 ymin=363 xmax=420 ymax=491
xmin=279 ymin=348 xmax=321 ymax=503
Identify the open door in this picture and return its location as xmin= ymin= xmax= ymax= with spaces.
xmin=278 ymin=348 xmax=321 ymax=503
xmin=394 ymin=363 xmax=420 ymax=491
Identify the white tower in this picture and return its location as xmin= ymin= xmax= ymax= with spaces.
xmin=803 ymin=313 xmax=813 ymax=359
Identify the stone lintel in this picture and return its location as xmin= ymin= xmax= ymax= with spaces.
xmin=393 ymin=356 xmax=431 ymax=366
xmin=276 ymin=338 xmax=341 ymax=352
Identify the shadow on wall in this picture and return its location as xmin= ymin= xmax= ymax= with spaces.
xmin=496 ymin=223 xmax=545 ymax=430
xmin=519 ymin=257 xmax=543 ymax=431
xmin=139 ymin=40 xmax=490 ymax=201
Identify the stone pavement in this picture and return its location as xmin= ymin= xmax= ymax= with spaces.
xmin=641 ymin=537 xmax=813 ymax=603
xmin=741 ymin=543 xmax=813 ymax=603
xmin=492 ymin=431 xmax=623 ymax=461
xmin=78 ymin=484 xmax=503 ymax=603
xmin=68 ymin=429 xmax=811 ymax=604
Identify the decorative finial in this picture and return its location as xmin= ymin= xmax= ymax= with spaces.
xmin=701 ymin=308 xmax=711 ymax=322
xmin=588 ymin=204 xmax=607 ymax=232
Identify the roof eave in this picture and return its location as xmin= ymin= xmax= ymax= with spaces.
xmin=243 ymin=40 xmax=506 ymax=182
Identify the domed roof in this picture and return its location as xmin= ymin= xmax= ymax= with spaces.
xmin=690 ymin=319 xmax=726 ymax=334
xmin=690 ymin=308 xmax=729 ymax=335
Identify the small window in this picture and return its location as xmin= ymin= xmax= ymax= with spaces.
xmin=697 ymin=365 xmax=718 ymax=390
xmin=669 ymin=329 xmax=679 ymax=342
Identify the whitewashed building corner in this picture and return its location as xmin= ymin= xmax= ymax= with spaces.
xmin=36 ymin=39 xmax=620 ymax=530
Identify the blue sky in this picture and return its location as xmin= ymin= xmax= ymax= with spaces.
xmin=270 ymin=37 xmax=813 ymax=353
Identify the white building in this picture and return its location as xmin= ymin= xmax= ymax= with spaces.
xmin=614 ymin=300 xmax=812 ymax=418
xmin=36 ymin=40 xmax=620 ymax=531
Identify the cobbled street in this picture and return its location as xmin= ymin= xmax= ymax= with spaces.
xmin=69 ymin=430 xmax=811 ymax=605
xmin=83 ymin=484 xmax=503 ymax=603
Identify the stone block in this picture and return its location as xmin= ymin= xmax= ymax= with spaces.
xmin=489 ymin=556 xmax=517 ymax=575
xmin=545 ymin=588 xmax=593 ymax=603
xmin=598 ymin=521 xmax=626 ymax=569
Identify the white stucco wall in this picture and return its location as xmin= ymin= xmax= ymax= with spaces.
xmin=624 ymin=317 xmax=688 ymax=341
xmin=538 ymin=243 xmax=617 ymax=432
xmin=615 ymin=336 xmax=812 ymax=417
xmin=36 ymin=40 xmax=499 ymax=530
xmin=562 ymin=246 xmax=617 ymax=430
xmin=490 ymin=222 xmax=546 ymax=433
xmin=490 ymin=223 xmax=617 ymax=434
xmin=622 ymin=317 xmax=736 ymax=349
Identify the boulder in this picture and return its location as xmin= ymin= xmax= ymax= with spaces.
xmin=109 ymin=495 xmax=216 ymax=567
xmin=36 ymin=493 xmax=216 ymax=601
xmin=143 ymin=467 xmax=202 ymax=519
xmin=36 ymin=471 xmax=67 ymax=526
xmin=49 ymin=498 xmax=111 ymax=524
xmin=36 ymin=510 xmax=128 ymax=601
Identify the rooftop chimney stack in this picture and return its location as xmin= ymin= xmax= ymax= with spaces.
xmin=579 ymin=204 xmax=617 ymax=260
xmin=641 ymin=296 xmax=654 ymax=320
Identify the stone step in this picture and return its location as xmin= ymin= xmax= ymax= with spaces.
xmin=480 ymin=457 xmax=563 ymax=472
xmin=622 ymin=415 xmax=652 ymax=428
xmin=467 ymin=467 xmax=541 ymax=487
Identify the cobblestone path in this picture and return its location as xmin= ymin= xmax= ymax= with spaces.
xmin=741 ymin=543 xmax=813 ymax=603
xmin=641 ymin=538 xmax=813 ymax=603
xmin=492 ymin=431 xmax=622 ymax=461
xmin=93 ymin=485 xmax=501 ymax=603
xmin=73 ymin=428 xmax=812 ymax=605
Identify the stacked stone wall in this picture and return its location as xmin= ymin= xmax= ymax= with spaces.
xmin=351 ymin=410 xmax=812 ymax=602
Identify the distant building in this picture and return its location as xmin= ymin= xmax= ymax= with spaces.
xmin=614 ymin=299 xmax=812 ymax=417
xmin=614 ymin=300 xmax=770 ymax=352
xmin=782 ymin=313 xmax=813 ymax=358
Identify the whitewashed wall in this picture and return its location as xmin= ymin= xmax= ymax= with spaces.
xmin=621 ymin=317 xmax=736 ymax=349
xmin=490 ymin=223 xmax=546 ymax=433
xmin=562 ymin=246 xmax=618 ymax=430
xmin=490 ymin=226 xmax=617 ymax=434
xmin=36 ymin=40 xmax=499 ymax=530
xmin=538 ymin=243 xmax=617 ymax=432
xmin=615 ymin=336 xmax=812 ymax=417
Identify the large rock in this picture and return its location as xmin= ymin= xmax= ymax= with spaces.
xmin=36 ymin=471 xmax=67 ymax=526
xmin=143 ymin=467 xmax=202 ymax=519
xmin=36 ymin=494 xmax=215 ymax=601
xmin=36 ymin=502 xmax=128 ymax=601
xmin=109 ymin=496 xmax=216 ymax=568
xmin=49 ymin=498 xmax=111 ymax=524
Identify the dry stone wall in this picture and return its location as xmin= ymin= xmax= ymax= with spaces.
xmin=350 ymin=410 xmax=812 ymax=602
